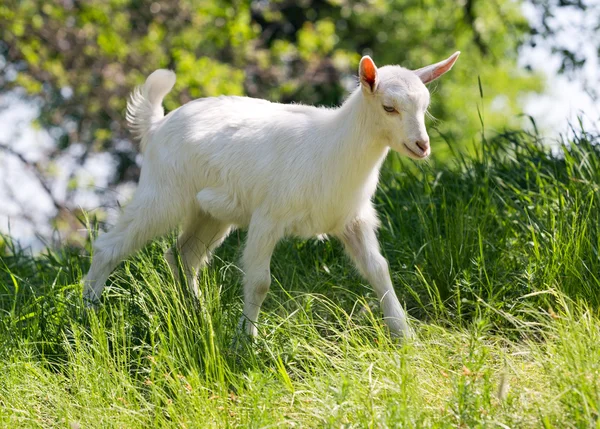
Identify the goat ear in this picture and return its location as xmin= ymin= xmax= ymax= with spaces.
xmin=414 ymin=51 xmax=460 ymax=84
xmin=359 ymin=56 xmax=378 ymax=93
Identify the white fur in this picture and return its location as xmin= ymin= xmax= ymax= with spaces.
xmin=126 ymin=69 xmax=176 ymax=151
xmin=84 ymin=52 xmax=460 ymax=338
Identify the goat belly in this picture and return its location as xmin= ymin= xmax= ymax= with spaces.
xmin=196 ymin=188 xmax=250 ymax=225
xmin=282 ymin=205 xmax=355 ymax=238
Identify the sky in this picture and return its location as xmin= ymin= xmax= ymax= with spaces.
xmin=520 ymin=1 xmax=599 ymax=133
xmin=0 ymin=3 xmax=599 ymax=248
xmin=0 ymin=92 xmax=132 ymax=248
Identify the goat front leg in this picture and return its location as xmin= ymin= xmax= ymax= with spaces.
xmin=339 ymin=217 xmax=414 ymax=339
xmin=239 ymin=216 xmax=282 ymax=337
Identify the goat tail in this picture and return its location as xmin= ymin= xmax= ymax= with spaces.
xmin=126 ymin=69 xmax=176 ymax=152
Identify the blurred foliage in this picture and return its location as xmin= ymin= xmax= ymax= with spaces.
xmin=3 ymin=0 xmax=584 ymax=242
xmin=0 ymin=0 xmax=545 ymax=174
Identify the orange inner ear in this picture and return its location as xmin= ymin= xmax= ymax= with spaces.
xmin=432 ymin=58 xmax=456 ymax=80
xmin=361 ymin=59 xmax=377 ymax=90
xmin=417 ymin=52 xmax=460 ymax=84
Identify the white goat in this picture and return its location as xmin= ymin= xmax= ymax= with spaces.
xmin=84 ymin=52 xmax=460 ymax=338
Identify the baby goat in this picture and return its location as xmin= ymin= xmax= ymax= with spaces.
xmin=84 ymin=52 xmax=460 ymax=338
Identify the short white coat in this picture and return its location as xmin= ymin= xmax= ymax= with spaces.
xmin=85 ymin=52 xmax=460 ymax=338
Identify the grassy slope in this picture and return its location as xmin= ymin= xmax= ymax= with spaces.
xmin=1 ymin=130 xmax=600 ymax=428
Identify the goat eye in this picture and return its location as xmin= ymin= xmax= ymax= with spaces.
xmin=383 ymin=105 xmax=397 ymax=113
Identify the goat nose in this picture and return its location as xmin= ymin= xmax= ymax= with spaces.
xmin=415 ymin=139 xmax=430 ymax=153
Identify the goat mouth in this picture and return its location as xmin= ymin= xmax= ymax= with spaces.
xmin=403 ymin=143 xmax=427 ymax=159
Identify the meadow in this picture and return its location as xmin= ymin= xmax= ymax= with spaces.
xmin=1 ymin=128 xmax=600 ymax=428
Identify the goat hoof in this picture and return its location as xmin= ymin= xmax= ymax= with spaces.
xmin=82 ymin=292 xmax=101 ymax=310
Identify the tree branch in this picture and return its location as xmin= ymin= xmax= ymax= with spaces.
xmin=0 ymin=142 xmax=64 ymax=212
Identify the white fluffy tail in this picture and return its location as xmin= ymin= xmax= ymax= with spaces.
xmin=126 ymin=69 xmax=176 ymax=152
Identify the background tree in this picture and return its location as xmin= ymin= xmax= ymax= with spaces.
xmin=0 ymin=0 xmax=561 ymax=243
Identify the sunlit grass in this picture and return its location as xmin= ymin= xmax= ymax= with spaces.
xmin=1 ymin=128 xmax=600 ymax=427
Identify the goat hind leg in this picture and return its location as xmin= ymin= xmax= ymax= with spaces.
xmin=84 ymin=192 xmax=184 ymax=305
xmin=165 ymin=209 xmax=231 ymax=298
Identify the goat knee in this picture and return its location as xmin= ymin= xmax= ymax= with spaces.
xmin=244 ymin=268 xmax=271 ymax=301
xmin=371 ymin=254 xmax=389 ymax=274
xmin=241 ymin=267 xmax=271 ymax=336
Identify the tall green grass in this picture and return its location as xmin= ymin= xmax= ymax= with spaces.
xmin=1 ymin=128 xmax=599 ymax=427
